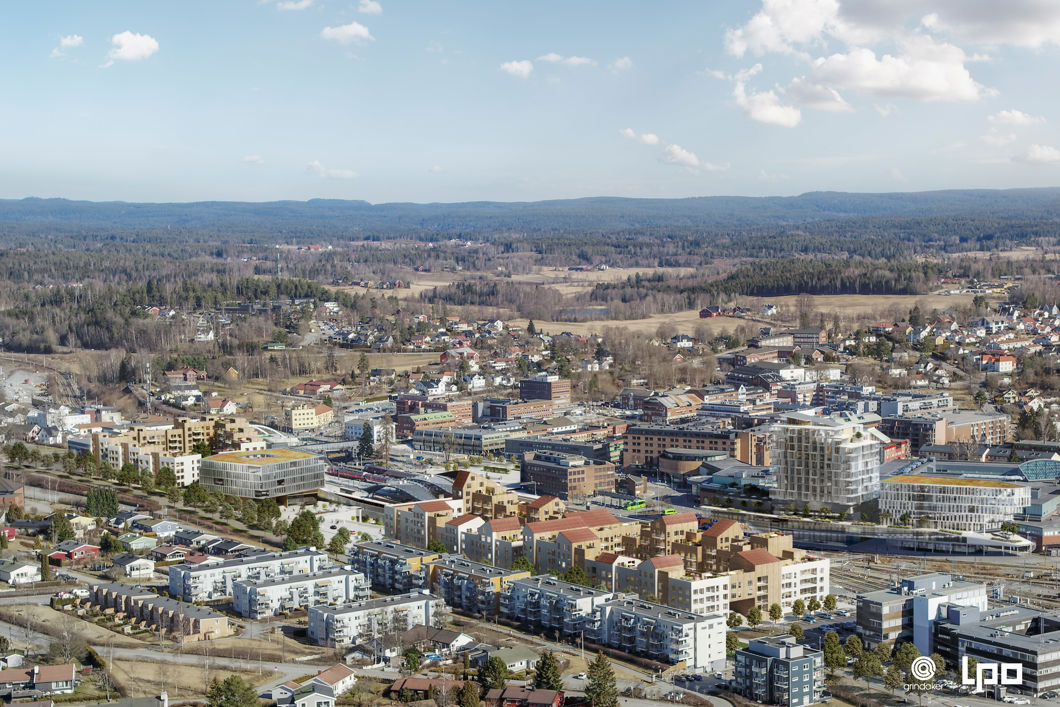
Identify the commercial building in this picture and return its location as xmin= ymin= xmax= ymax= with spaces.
xmin=855 ymin=573 xmax=988 ymax=653
xmin=199 ymin=448 xmax=325 ymax=499
xmin=485 ymin=399 xmax=555 ymax=422
xmin=286 ymin=404 xmax=334 ymax=431
xmin=347 ymin=541 xmax=441 ymax=594
xmin=879 ymin=411 xmax=1011 ymax=455
xmin=413 ymin=425 xmax=525 ymax=456
xmin=640 ymin=394 xmax=703 ymax=424
xmin=622 ymin=426 xmax=769 ymax=468
xmin=879 ymin=474 xmax=1032 ymax=531
xmin=771 ymin=412 xmax=889 ymax=513
xmin=734 ymin=635 xmax=825 ymax=707
xmin=395 ymin=412 xmax=459 ymax=439
xmin=88 ymin=583 xmax=231 ymax=641
xmin=232 ymin=569 xmax=370 ymax=619
xmin=594 ymin=598 xmax=726 ymax=670
xmin=425 ymin=556 xmax=531 ymax=618
xmin=520 ymin=451 xmax=616 ymax=501
xmin=168 ymin=548 xmax=331 ymax=602
xmin=933 ymin=606 xmax=1060 ymax=696
xmin=308 ymin=592 xmax=444 ymax=647
xmin=519 ymin=375 xmax=572 ymax=409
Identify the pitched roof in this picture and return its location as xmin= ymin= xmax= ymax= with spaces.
xmin=314 ymin=664 xmax=356 ymax=688
xmin=487 ymin=517 xmax=522 ymax=532
xmin=592 ymin=552 xmax=620 ymax=565
xmin=390 ymin=677 xmax=465 ymax=693
xmin=415 ymin=500 xmax=454 ymax=513
xmin=452 ymin=469 xmax=472 ymax=491
xmin=736 ymin=548 xmax=780 ymax=567
xmin=559 ymin=528 xmax=598 ymax=544
xmin=526 ymin=509 xmax=617 ymax=535
xmin=661 ymin=512 xmax=698 ymax=526
xmin=702 ymin=518 xmax=740 ymax=537
xmin=445 ymin=513 xmax=482 ymax=527
xmin=527 ymin=495 xmax=559 ymax=509
xmin=647 ymin=555 xmax=684 ymax=569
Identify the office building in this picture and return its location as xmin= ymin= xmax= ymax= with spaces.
xmin=734 ymin=635 xmax=824 ymax=707
xmin=199 ymin=448 xmax=325 ymax=499
xmin=232 ymin=569 xmax=370 ymax=619
xmin=622 ymin=426 xmax=769 ymax=468
xmin=519 ymin=375 xmax=572 ymax=409
xmin=879 ymin=474 xmax=1032 ymax=532
xmin=520 ymin=451 xmax=616 ymax=501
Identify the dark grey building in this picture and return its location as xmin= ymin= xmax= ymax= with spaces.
xmin=734 ymin=635 xmax=824 ymax=707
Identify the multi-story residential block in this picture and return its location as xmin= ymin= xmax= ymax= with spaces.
xmin=640 ymin=394 xmax=703 ymax=424
xmin=855 ymin=573 xmax=987 ymax=652
xmin=89 ymin=583 xmax=232 ymax=641
xmin=873 ymin=392 xmax=955 ymax=417
xmin=383 ymin=499 xmax=463 ymax=549
xmin=286 ymin=404 xmax=334 ymax=431
xmin=465 ymin=517 xmax=525 ymax=568
xmin=734 ymin=635 xmax=824 ymax=707
xmin=308 ymin=592 xmax=444 ymax=647
xmin=933 ymin=605 xmax=1060 ymax=696
xmin=440 ymin=514 xmax=485 ymax=556
xmin=425 ymin=556 xmax=531 ymax=618
xmin=640 ymin=512 xmax=699 ymax=557
xmin=594 ymin=597 xmax=726 ymax=670
xmin=879 ymin=473 xmax=1032 ymax=531
xmin=501 ymin=575 xmax=614 ymax=640
xmin=452 ymin=470 xmax=520 ymax=520
xmin=622 ymin=426 xmax=769 ymax=468
xmin=522 ymin=509 xmax=639 ymax=574
xmin=347 ymin=541 xmax=440 ymax=594
xmin=168 ymin=548 xmax=330 ymax=602
xmin=232 ymin=569 xmax=370 ymax=619
xmin=519 ymin=375 xmax=572 ymax=410
xmin=199 ymin=448 xmax=326 ymax=499
xmin=879 ymin=411 xmax=1010 ymax=455
xmin=771 ymin=412 xmax=890 ymax=513
xmin=523 ymin=495 xmax=566 ymax=523
xmin=520 ymin=452 xmax=616 ymax=501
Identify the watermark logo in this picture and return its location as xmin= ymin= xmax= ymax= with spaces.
xmin=910 ymin=657 xmax=936 ymax=681
xmin=960 ymin=656 xmax=1022 ymax=693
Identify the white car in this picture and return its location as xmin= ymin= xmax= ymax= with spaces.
xmin=1010 ymin=699 xmax=1030 ymax=705
xmin=574 ymin=673 xmax=586 ymax=680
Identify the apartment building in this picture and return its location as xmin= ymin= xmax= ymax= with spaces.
xmin=879 ymin=474 xmax=1032 ymax=531
xmin=523 ymin=495 xmax=566 ymax=523
xmin=520 ymin=452 xmax=616 ymax=501
xmin=855 ymin=573 xmax=988 ymax=653
xmin=622 ymin=426 xmax=769 ymax=468
xmin=501 ymin=575 xmax=615 ymax=640
xmin=639 ymin=512 xmax=699 ymax=558
xmin=593 ymin=598 xmax=726 ymax=670
xmin=168 ymin=548 xmax=330 ymax=602
xmin=425 ymin=556 xmax=531 ymax=617
xmin=584 ymin=552 xmax=640 ymax=591
xmin=519 ymin=375 xmax=572 ymax=409
xmin=452 ymin=470 xmax=520 ymax=520
xmin=440 ymin=514 xmax=485 ymax=556
xmin=734 ymin=636 xmax=824 ymax=707
xmin=464 ymin=517 xmax=525 ymax=568
xmin=89 ymin=583 xmax=231 ymax=641
xmin=199 ymin=448 xmax=326 ymax=499
xmin=232 ymin=569 xmax=370 ymax=619
xmin=522 ymin=509 xmax=639 ymax=574
xmin=771 ymin=412 xmax=889 ymax=513
xmin=308 ymin=592 xmax=444 ymax=647
xmin=347 ymin=541 xmax=440 ymax=594
xmin=286 ymin=404 xmax=334 ymax=431
xmin=383 ymin=499 xmax=463 ymax=549
xmin=413 ymin=426 xmax=525 ymax=456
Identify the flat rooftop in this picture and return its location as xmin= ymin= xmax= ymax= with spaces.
xmin=204 ymin=448 xmax=320 ymax=465
xmin=883 ymin=475 xmax=1023 ymax=489
xmin=311 ymin=591 xmax=439 ymax=616
xmin=237 ymin=567 xmax=363 ymax=590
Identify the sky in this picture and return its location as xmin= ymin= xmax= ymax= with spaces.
xmin=4 ymin=0 xmax=1060 ymax=203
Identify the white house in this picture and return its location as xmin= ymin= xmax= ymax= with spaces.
xmin=0 ymin=561 xmax=41 ymax=585
xmin=111 ymin=553 xmax=155 ymax=579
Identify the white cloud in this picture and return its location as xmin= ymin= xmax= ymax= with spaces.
xmin=662 ymin=144 xmax=729 ymax=172
xmin=104 ymin=31 xmax=159 ymax=66
xmin=619 ymin=128 xmax=659 ymax=145
xmin=989 ymin=109 xmax=1045 ymax=126
xmin=500 ymin=60 xmax=533 ymax=78
xmin=307 ymin=160 xmax=358 ymax=179
xmin=610 ymin=56 xmax=633 ymax=71
xmin=1023 ymin=144 xmax=1060 ymax=164
xmin=243 ymin=155 xmax=265 ymax=165
xmin=358 ymin=0 xmax=383 ymax=14
xmin=786 ymin=77 xmax=852 ymax=111
xmin=874 ymin=103 xmax=898 ymax=117
xmin=277 ymin=0 xmax=313 ymax=9
xmin=60 ymin=35 xmax=83 ymax=49
xmin=428 ymin=165 xmax=443 ymax=174
xmin=890 ymin=167 xmax=908 ymax=182
xmin=733 ymin=66 xmax=802 ymax=127
xmin=537 ymin=53 xmax=597 ymax=67
xmin=980 ymin=133 xmax=1016 ymax=147
xmin=726 ymin=0 xmax=846 ymax=57
xmin=321 ymin=22 xmax=374 ymax=44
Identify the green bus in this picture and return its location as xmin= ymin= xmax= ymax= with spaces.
xmin=624 ymin=498 xmax=646 ymax=510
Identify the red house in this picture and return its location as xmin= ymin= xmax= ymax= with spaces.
xmin=484 ymin=686 xmax=563 ymax=707
xmin=699 ymin=306 xmax=721 ymax=318
xmin=48 ymin=541 xmax=100 ymax=565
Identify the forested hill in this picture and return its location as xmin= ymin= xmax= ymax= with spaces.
xmin=4 ymin=187 xmax=1060 ymax=235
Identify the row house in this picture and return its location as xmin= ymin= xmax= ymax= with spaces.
xmin=88 ymin=582 xmax=231 ymax=641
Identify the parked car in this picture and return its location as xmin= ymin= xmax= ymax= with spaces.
xmin=574 ymin=673 xmax=586 ymax=680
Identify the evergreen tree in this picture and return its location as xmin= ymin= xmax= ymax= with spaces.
xmin=845 ymin=634 xmax=863 ymax=659
xmin=85 ymin=488 xmax=120 ymax=518
xmin=40 ymin=554 xmax=52 ymax=582
xmin=206 ymin=676 xmax=258 ymax=707
xmin=51 ymin=514 xmax=75 ymax=543
xmin=358 ymin=422 xmax=374 ymax=458
xmin=823 ymin=594 xmax=837 ymax=611
xmin=533 ymin=651 xmax=563 ymax=691
xmin=894 ymin=642 xmax=920 ymax=673
xmin=511 ymin=555 xmax=534 ymax=573
xmin=427 ymin=539 xmax=447 ymax=553
xmin=328 ymin=527 xmax=351 ymax=554
xmin=562 ymin=565 xmax=591 ymax=587
xmin=789 ymin=623 xmax=804 ymax=641
xmin=875 ymin=641 xmax=894 ymax=664
xmin=458 ymin=680 xmax=480 ymax=707
xmin=478 ymin=656 xmax=509 ymax=691
xmin=585 ymin=652 xmax=618 ymax=707
xmin=286 ymin=508 xmax=325 ymax=549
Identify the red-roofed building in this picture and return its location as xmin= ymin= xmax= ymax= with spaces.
xmin=440 ymin=513 xmax=486 ymax=555
xmin=384 ymin=499 xmax=464 ymax=549
xmin=523 ymin=495 xmax=566 ymax=523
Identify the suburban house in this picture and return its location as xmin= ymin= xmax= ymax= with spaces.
xmin=110 ymin=554 xmax=155 ymax=579
xmin=0 ymin=664 xmax=78 ymax=695
xmin=132 ymin=518 xmax=181 ymax=540
xmin=312 ymin=664 xmax=357 ymax=697
xmin=47 ymin=542 xmax=100 ymax=565
xmin=118 ymin=533 xmax=158 ymax=554
xmin=275 ymin=682 xmax=335 ymax=707
xmin=0 ymin=561 xmax=41 ymax=585
xmin=483 ymin=686 xmax=564 ymax=707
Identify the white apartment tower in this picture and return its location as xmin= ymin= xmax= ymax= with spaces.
xmin=771 ymin=412 xmax=890 ymax=512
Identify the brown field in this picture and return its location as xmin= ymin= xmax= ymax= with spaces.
xmin=109 ymin=658 xmax=268 ymax=699
xmin=0 ymin=604 xmax=145 ymax=648
xmin=508 ymin=292 xmax=979 ymax=339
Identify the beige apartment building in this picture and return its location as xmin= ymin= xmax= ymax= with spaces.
xmin=622 ymin=426 xmax=770 ymax=468
xmin=452 ymin=470 xmax=521 ymax=520
xmin=286 ymin=404 xmax=334 ymax=431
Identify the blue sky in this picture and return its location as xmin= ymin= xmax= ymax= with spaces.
xmin=3 ymin=0 xmax=1060 ymax=202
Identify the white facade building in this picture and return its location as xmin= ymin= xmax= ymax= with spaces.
xmin=780 ymin=558 xmax=831 ymax=613
xmin=665 ymin=574 xmax=731 ymax=616
xmin=168 ymin=548 xmax=330 ymax=602
xmin=771 ymin=412 xmax=889 ymax=511
xmin=233 ymin=569 xmax=369 ymax=619
xmin=879 ymin=474 xmax=1031 ymax=532
xmin=308 ymin=592 xmax=444 ymax=647
xmin=595 ymin=598 xmax=727 ymax=670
